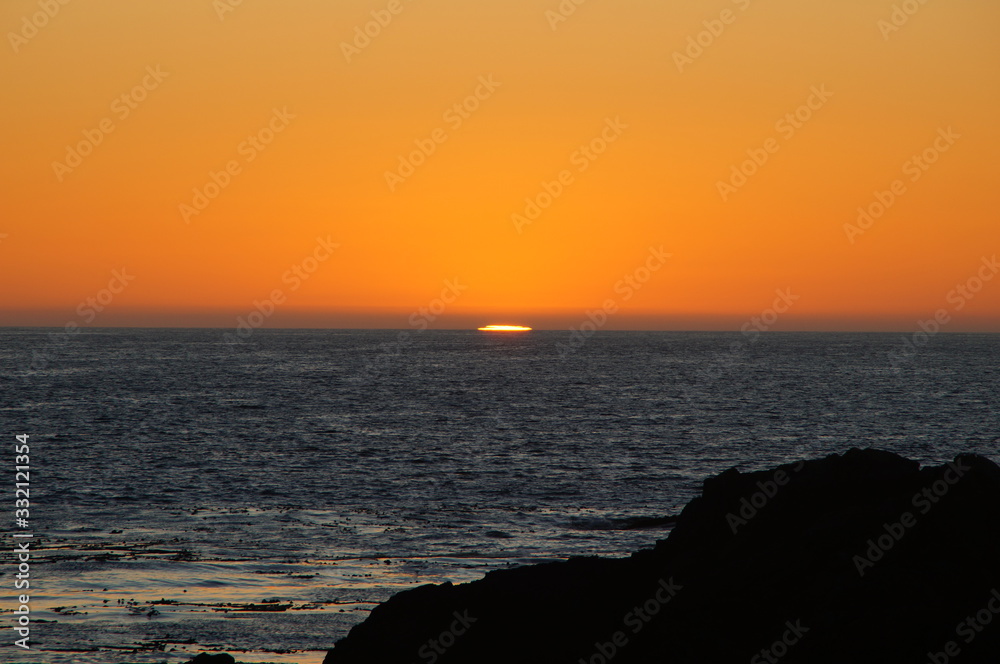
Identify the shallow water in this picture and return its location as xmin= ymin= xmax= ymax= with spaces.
xmin=1 ymin=329 xmax=997 ymax=662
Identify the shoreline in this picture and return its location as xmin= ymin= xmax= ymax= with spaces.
xmin=324 ymin=449 xmax=1000 ymax=663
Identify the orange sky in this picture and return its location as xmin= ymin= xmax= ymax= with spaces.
xmin=1 ymin=0 xmax=998 ymax=330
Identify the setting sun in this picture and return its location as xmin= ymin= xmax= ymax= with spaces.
xmin=477 ymin=325 xmax=533 ymax=332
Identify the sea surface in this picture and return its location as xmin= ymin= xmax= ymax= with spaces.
xmin=0 ymin=329 xmax=997 ymax=663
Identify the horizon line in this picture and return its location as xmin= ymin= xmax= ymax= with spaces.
xmin=2 ymin=325 xmax=998 ymax=335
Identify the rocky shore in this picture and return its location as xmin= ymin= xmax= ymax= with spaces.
xmin=323 ymin=449 xmax=1000 ymax=663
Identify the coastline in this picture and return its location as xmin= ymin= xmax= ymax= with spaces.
xmin=324 ymin=449 xmax=1000 ymax=663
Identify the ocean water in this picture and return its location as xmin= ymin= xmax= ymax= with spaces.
xmin=0 ymin=329 xmax=997 ymax=663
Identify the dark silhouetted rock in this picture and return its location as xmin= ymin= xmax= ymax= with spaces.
xmin=324 ymin=449 xmax=1000 ymax=663
xmin=190 ymin=654 xmax=236 ymax=664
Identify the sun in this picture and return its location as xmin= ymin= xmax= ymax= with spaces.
xmin=477 ymin=324 xmax=533 ymax=332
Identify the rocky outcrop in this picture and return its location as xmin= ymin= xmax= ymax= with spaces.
xmin=324 ymin=449 xmax=1000 ymax=663
xmin=190 ymin=654 xmax=236 ymax=664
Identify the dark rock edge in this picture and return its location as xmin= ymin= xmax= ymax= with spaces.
xmin=324 ymin=448 xmax=1000 ymax=664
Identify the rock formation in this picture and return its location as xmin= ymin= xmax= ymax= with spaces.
xmin=325 ymin=449 xmax=1000 ymax=663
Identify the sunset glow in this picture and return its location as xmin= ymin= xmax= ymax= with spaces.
xmin=1 ymin=1 xmax=997 ymax=331
xmin=478 ymin=325 xmax=533 ymax=332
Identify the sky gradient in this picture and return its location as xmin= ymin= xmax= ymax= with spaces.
xmin=2 ymin=0 xmax=998 ymax=330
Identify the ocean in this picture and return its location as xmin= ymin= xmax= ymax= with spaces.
xmin=1 ymin=329 xmax=997 ymax=663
